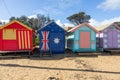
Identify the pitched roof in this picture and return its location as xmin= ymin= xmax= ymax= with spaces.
xmin=96 ymin=23 xmax=120 ymax=31
xmin=64 ymin=27 xmax=73 ymax=31
xmin=38 ymin=21 xmax=66 ymax=32
xmin=68 ymin=22 xmax=99 ymax=33
xmin=0 ymin=20 xmax=32 ymax=30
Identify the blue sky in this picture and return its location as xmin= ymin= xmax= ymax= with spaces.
xmin=0 ymin=0 xmax=120 ymax=26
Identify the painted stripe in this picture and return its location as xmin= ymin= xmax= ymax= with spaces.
xmin=18 ymin=31 xmax=21 ymax=49
xmin=20 ymin=31 xmax=22 ymax=49
xmin=27 ymin=31 xmax=30 ymax=49
xmin=21 ymin=31 xmax=24 ymax=49
xmin=23 ymin=31 xmax=26 ymax=49
xmin=24 ymin=31 xmax=27 ymax=49
xmin=26 ymin=31 xmax=28 ymax=49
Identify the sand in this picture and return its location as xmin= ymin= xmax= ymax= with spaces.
xmin=0 ymin=53 xmax=120 ymax=80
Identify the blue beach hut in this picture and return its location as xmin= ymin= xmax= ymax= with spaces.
xmin=38 ymin=22 xmax=66 ymax=54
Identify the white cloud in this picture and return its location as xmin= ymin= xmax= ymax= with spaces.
xmin=90 ymin=16 xmax=120 ymax=27
xmin=28 ymin=15 xmax=37 ymax=19
xmin=0 ymin=20 xmax=9 ymax=23
xmin=33 ymin=7 xmax=62 ymax=16
xmin=97 ymin=0 xmax=120 ymax=10
xmin=56 ymin=19 xmax=74 ymax=27
xmin=58 ymin=0 xmax=81 ymax=9
xmin=56 ymin=20 xmax=63 ymax=27
xmin=64 ymin=23 xmax=74 ymax=27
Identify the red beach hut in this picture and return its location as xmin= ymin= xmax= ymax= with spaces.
xmin=0 ymin=20 xmax=33 ymax=54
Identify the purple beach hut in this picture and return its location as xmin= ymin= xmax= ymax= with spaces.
xmin=96 ymin=23 xmax=120 ymax=51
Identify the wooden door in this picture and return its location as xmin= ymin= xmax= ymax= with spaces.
xmin=80 ymin=32 xmax=90 ymax=48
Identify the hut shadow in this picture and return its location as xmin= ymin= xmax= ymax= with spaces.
xmin=0 ymin=49 xmax=100 ymax=60
xmin=30 ymin=49 xmax=99 ymax=60
xmin=0 ymin=63 xmax=119 ymax=74
xmin=101 ymin=52 xmax=120 ymax=56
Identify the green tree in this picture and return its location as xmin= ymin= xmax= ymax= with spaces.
xmin=0 ymin=21 xmax=2 ymax=25
xmin=37 ymin=14 xmax=54 ymax=29
xmin=67 ymin=12 xmax=91 ymax=25
xmin=9 ymin=17 xmax=16 ymax=21
xmin=9 ymin=14 xmax=53 ymax=30
xmin=115 ymin=22 xmax=120 ymax=27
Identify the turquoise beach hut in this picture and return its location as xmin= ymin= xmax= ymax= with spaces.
xmin=67 ymin=22 xmax=98 ymax=53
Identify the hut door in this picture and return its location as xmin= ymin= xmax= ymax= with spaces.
xmin=107 ymin=31 xmax=113 ymax=48
xmin=80 ymin=32 xmax=90 ymax=48
xmin=17 ymin=30 xmax=31 ymax=50
xmin=112 ymin=31 xmax=118 ymax=48
xmin=108 ymin=29 xmax=118 ymax=48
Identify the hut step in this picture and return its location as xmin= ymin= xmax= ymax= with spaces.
xmin=78 ymin=53 xmax=101 ymax=56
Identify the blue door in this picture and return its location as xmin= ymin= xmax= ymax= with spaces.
xmin=49 ymin=32 xmax=65 ymax=53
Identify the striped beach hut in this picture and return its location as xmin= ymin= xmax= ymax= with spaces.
xmin=96 ymin=23 xmax=120 ymax=51
xmin=67 ymin=22 xmax=98 ymax=53
xmin=0 ymin=20 xmax=33 ymax=54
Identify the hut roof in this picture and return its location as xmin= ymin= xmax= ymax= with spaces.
xmin=68 ymin=22 xmax=99 ymax=33
xmin=0 ymin=20 xmax=32 ymax=30
xmin=38 ymin=21 xmax=66 ymax=32
xmin=115 ymin=22 xmax=120 ymax=27
xmin=64 ymin=27 xmax=73 ymax=31
xmin=96 ymin=23 xmax=120 ymax=31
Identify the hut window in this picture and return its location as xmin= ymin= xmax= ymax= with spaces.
xmin=104 ymin=39 xmax=107 ymax=43
xmin=104 ymin=34 xmax=107 ymax=37
xmin=117 ymin=35 xmax=120 ymax=38
xmin=118 ymin=45 xmax=120 ymax=48
xmin=118 ymin=40 xmax=120 ymax=43
xmin=104 ymin=45 xmax=107 ymax=48
xmin=3 ymin=29 xmax=16 ymax=40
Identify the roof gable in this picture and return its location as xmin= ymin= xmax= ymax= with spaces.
xmin=96 ymin=23 xmax=120 ymax=31
xmin=68 ymin=22 xmax=98 ymax=33
xmin=38 ymin=22 xmax=66 ymax=32
xmin=0 ymin=20 xmax=32 ymax=30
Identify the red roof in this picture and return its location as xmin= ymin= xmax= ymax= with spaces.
xmin=68 ymin=22 xmax=99 ymax=33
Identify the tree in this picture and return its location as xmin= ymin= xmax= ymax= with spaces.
xmin=9 ymin=17 xmax=16 ymax=22
xmin=115 ymin=22 xmax=120 ymax=27
xmin=19 ymin=15 xmax=28 ymax=26
xmin=0 ymin=21 xmax=2 ymax=25
xmin=67 ymin=12 xmax=91 ymax=25
xmin=37 ymin=14 xmax=54 ymax=29
xmin=9 ymin=14 xmax=54 ymax=30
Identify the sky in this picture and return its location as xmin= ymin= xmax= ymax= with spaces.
xmin=0 ymin=0 xmax=120 ymax=27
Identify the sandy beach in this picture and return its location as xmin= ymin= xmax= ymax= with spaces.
xmin=0 ymin=53 xmax=120 ymax=80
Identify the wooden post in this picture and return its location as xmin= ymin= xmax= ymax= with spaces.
xmin=28 ymin=51 xmax=31 ymax=58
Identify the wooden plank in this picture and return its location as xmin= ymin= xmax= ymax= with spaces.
xmin=0 ymin=50 xmax=32 ymax=53
xmin=78 ymin=53 xmax=101 ymax=56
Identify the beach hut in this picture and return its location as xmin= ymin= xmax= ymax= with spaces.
xmin=38 ymin=22 xmax=66 ymax=54
xmin=0 ymin=20 xmax=33 ymax=54
xmin=96 ymin=23 xmax=120 ymax=51
xmin=67 ymin=22 xmax=98 ymax=53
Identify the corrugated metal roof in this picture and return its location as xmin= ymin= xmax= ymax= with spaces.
xmin=95 ymin=22 xmax=120 ymax=31
xmin=95 ymin=23 xmax=111 ymax=31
